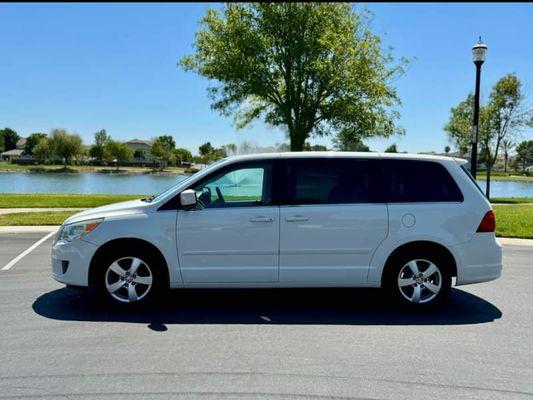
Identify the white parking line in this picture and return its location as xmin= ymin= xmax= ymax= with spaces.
xmin=1 ymin=232 xmax=56 ymax=271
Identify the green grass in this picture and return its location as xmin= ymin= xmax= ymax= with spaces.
xmin=491 ymin=197 xmax=533 ymax=204
xmin=0 ymin=193 xmax=144 ymax=208
xmin=0 ymin=211 xmax=77 ymax=226
xmin=477 ymin=173 xmax=533 ymax=182
xmin=493 ymin=204 xmax=533 ymax=239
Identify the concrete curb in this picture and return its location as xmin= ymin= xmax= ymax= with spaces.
xmin=0 ymin=226 xmax=59 ymax=234
xmin=498 ymin=237 xmax=533 ymax=247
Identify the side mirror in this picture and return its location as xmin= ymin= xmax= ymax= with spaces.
xmin=180 ymin=189 xmax=197 ymax=209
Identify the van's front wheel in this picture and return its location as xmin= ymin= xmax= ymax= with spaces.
xmin=94 ymin=249 xmax=165 ymax=306
xmin=386 ymin=254 xmax=451 ymax=309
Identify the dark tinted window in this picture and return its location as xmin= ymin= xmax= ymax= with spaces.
xmin=285 ymin=159 xmax=381 ymax=205
xmin=382 ymin=160 xmax=463 ymax=203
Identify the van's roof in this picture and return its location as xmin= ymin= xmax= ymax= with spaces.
xmin=223 ymin=151 xmax=464 ymax=164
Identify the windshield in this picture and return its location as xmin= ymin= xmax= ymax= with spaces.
xmin=144 ymin=159 xmax=229 ymax=203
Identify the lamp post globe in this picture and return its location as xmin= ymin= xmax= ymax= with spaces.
xmin=470 ymin=37 xmax=487 ymax=179
xmin=472 ymin=38 xmax=488 ymax=64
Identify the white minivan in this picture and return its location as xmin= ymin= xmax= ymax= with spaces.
xmin=51 ymin=152 xmax=502 ymax=309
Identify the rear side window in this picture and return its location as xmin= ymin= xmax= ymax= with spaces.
xmin=382 ymin=160 xmax=463 ymax=203
xmin=285 ymin=158 xmax=381 ymax=205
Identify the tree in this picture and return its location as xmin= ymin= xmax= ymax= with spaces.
xmin=0 ymin=128 xmax=20 ymax=151
xmin=133 ymin=149 xmax=145 ymax=160
xmin=304 ymin=143 xmax=328 ymax=151
xmin=444 ymin=145 xmax=451 ymax=155
xmin=24 ymin=133 xmax=47 ymax=156
xmin=501 ymin=139 xmax=514 ymax=172
xmin=0 ymin=131 xmax=3 ymax=153
xmin=198 ymin=142 xmax=227 ymax=163
xmin=174 ymin=148 xmax=193 ymax=165
xmin=151 ymin=135 xmax=176 ymax=168
xmin=180 ymin=3 xmax=407 ymax=151
xmin=445 ymin=73 xmax=533 ymax=198
xmin=90 ymin=129 xmax=110 ymax=163
xmin=104 ymin=140 xmax=133 ymax=171
xmin=333 ymin=129 xmax=370 ymax=151
xmin=48 ymin=129 xmax=83 ymax=167
xmin=33 ymin=138 xmax=50 ymax=163
xmin=515 ymin=140 xmax=533 ymax=171
xmin=385 ymin=144 xmax=398 ymax=153
xmin=198 ymin=142 xmax=214 ymax=159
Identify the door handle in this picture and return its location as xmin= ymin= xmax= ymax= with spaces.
xmin=250 ymin=216 xmax=273 ymax=223
xmin=285 ymin=215 xmax=309 ymax=222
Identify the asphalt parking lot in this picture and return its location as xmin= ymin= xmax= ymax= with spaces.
xmin=0 ymin=232 xmax=532 ymax=399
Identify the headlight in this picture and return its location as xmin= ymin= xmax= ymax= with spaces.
xmin=58 ymin=218 xmax=103 ymax=242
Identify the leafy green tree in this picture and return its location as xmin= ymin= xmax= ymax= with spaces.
xmin=24 ymin=133 xmax=47 ymax=156
xmin=133 ymin=149 xmax=145 ymax=160
xmin=0 ymin=131 xmax=4 ymax=153
xmin=445 ymin=73 xmax=533 ymax=198
xmin=180 ymin=3 xmax=406 ymax=151
xmin=151 ymin=135 xmax=176 ymax=168
xmin=0 ymin=128 xmax=20 ymax=151
xmin=515 ymin=140 xmax=533 ymax=171
xmin=48 ymin=129 xmax=83 ymax=167
xmin=444 ymin=145 xmax=451 ymax=155
xmin=198 ymin=142 xmax=214 ymax=158
xmin=33 ymin=138 xmax=50 ymax=163
xmin=90 ymin=129 xmax=110 ymax=163
xmin=332 ymin=129 xmax=370 ymax=151
xmin=304 ymin=143 xmax=328 ymax=151
xmin=198 ymin=142 xmax=227 ymax=163
xmin=104 ymin=140 xmax=133 ymax=171
xmin=385 ymin=144 xmax=398 ymax=153
xmin=174 ymin=148 xmax=193 ymax=165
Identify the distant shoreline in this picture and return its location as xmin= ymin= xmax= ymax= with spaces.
xmin=0 ymin=164 xmax=195 ymax=176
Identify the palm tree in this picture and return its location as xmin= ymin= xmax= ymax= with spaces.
xmin=501 ymin=139 xmax=515 ymax=173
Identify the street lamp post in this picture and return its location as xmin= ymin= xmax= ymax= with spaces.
xmin=470 ymin=37 xmax=488 ymax=178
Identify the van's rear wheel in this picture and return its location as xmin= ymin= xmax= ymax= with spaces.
xmin=386 ymin=252 xmax=451 ymax=309
xmin=94 ymin=249 xmax=165 ymax=306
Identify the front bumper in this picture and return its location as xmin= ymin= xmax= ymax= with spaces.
xmin=452 ymin=233 xmax=503 ymax=286
xmin=51 ymin=238 xmax=98 ymax=287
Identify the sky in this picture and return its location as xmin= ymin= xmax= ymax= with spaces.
xmin=1 ymin=2 xmax=532 ymax=154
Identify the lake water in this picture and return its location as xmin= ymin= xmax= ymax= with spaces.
xmin=0 ymin=172 xmax=532 ymax=198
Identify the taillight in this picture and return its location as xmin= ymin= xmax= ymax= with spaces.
xmin=477 ymin=210 xmax=496 ymax=232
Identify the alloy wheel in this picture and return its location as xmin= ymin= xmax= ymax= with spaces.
xmin=104 ymin=256 xmax=153 ymax=303
xmin=397 ymin=259 xmax=442 ymax=304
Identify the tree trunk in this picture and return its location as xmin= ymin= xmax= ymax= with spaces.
xmin=289 ymin=128 xmax=308 ymax=152
xmin=504 ymin=154 xmax=508 ymax=172
xmin=485 ymin=165 xmax=491 ymax=200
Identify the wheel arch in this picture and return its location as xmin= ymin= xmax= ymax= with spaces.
xmin=380 ymin=240 xmax=458 ymax=285
xmin=88 ymin=237 xmax=170 ymax=288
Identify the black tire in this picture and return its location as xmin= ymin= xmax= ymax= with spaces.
xmin=93 ymin=245 xmax=167 ymax=307
xmin=383 ymin=249 xmax=452 ymax=310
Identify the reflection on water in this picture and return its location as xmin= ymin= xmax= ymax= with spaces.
xmin=0 ymin=172 xmax=531 ymax=197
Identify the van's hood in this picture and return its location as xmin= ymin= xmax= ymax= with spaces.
xmin=63 ymin=199 xmax=150 ymax=225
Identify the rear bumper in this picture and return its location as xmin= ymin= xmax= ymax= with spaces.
xmin=51 ymin=238 xmax=97 ymax=287
xmin=451 ymin=233 xmax=503 ymax=286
